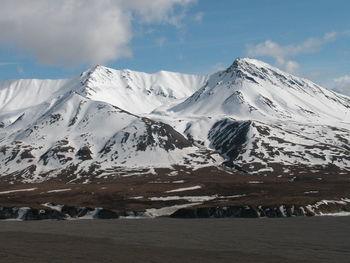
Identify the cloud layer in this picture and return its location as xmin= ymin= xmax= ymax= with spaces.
xmin=246 ymin=32 xmax=345 ymax=74
xmin=0 ymin=0 xmax=194 ymax=67
xmin=333 ymin=75 xmax=350 ymax=96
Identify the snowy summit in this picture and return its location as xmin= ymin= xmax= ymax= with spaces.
xmin=0 ymin=58 xmax=349 ymax=183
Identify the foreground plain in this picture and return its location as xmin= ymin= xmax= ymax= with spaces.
xmin=0 ymin=217 xmax=349 ymax=262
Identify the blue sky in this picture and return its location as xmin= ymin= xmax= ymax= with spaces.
xmin=0 ymin=0 xmax=349 ymax=94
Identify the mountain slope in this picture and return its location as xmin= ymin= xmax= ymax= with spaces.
xmin=170 ymin=58 xmax=350 ymax=125
xmin=80 ymin=66 xmax=208 ymax=114
xmin=208 ymin=118 xmax=350 ymax=174
xmin=0 ymin=58 xmax=349 ymax=183
xmin=154 ymin=58 xmax=350 ymax=174
xmin=0 ymin=87 xmax=220 ymax=183
xmin=0 ymin=66 xmax=207 ymax=117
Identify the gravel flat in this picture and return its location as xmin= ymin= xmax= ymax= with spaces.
xmin=0 ymin=217 xmax=349 ymax=262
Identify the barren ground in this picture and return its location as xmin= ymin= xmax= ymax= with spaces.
xmin=0 ymin=217 xmax=350 ymax=262
xmin=0 ymin=167 xmax=350 ymax=212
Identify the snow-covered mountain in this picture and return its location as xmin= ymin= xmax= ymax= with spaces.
xmin=78 ymin=66 xmax=208 ymax=114
xmin=0 ymin=58 xmax=349 ymax=183
xmin=0 ymin=66 xmax=207 ymax=116
xmin=170 ymin=58 xmax=350 ymax=124
xmin=154 ymin=58 xmax=350 ymax=174
xmin=0 ymin=68 xmax=217 ymax=182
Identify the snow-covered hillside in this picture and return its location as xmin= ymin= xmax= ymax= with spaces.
xmin=80 ymin=66 xmax=208 ymax=114
xmin=0 ymin=90 xmax=221 ymax=182
xmin=0 ymin=66 xmax=207 ymax=115
xmin=0 ymin=58 xmax=349 ymax=182
xmin=154 ymin=58 xmax=350 ymax=173
xmin=0 ymin=68 xmax=217 ymax=182
xmin=170 ymin=58 xmax=350 ymax=125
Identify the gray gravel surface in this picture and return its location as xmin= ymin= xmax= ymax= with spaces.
xmin=0 ymin=217 xmax=349 ymax=262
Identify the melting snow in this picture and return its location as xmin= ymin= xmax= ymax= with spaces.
xmin=17 ymin=207 xmax=31 ymax=220
xmin=320 ymin=212 xmax=350 ymax=216
xmin=304 ymin=191 xmax=319 ymax=194
xmin=0 ymin=188 xmax=37 ymax=194
xmin=79 ymin=208 xmax=103 ymax=220
xmin=47 ymin=188 xmax=71 ymax=193
xmin=130 ymin=196 xmax=144 ymax=200
xmin=172 ymin=180 xmax=185 ymax=183
xmin=149 ymin=196 xmax=217 ymax=202
xmin=145 ymin=203 xmax=201 ymax=217
xmin=42 ymin=203 xmax=64 ymax=212
xmin=165 ymin=185 xmax=202 ymax=193
xmin=149 ymin=194 xmax=246 ymax=202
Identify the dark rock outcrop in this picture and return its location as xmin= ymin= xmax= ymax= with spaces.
xmin=170 ymin=205 xmax=319 ymax=218
xmin=0 ymin=205 xmax=119 ymax=221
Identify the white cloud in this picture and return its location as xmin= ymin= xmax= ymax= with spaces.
xmin=246 ymin=32 xmax=347 ymax=74
xmin=333 ymin=75 xmax=350 ymax=96
xmin=284 ymin=60 xmax=300 ymax=74
xmin=0 ymin=0 xmax=195 ymax=67
xmin=212 ymin=62 xmax=227 ymax=72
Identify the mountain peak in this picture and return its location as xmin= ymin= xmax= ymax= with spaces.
xmin=171 ymin=57 xmax=350 ymax=124
xmin=75 ymin=64 xmax=208 ymax=115
xmin=226 ymin=57 xmax=278 ymax=75
xmin=80 ymin=65 xmax=115 ymax=86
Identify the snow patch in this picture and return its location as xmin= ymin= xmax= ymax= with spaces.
xmin=165 ymin=185 xmax=202 ymax=193
xmin=42 ymin=203 xmax=64 ymax=212
xmin=145 ymin=203 xmax=201 ymax=217
xmin=47 ymin=188 xmax=71 ymax=193
xmin=0 ymin=188 xmax=37 ymax=194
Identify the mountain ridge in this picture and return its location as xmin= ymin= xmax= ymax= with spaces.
xmin=0 ymin=57 xmax=349 ymax=183
xmin=169 ymin=58 xmax=350 ymax=125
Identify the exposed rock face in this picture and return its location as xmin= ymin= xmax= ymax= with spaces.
xmin=1 ymin=198 xmax=349 ymax=220
xmin=0 ymin=207 xmax=64 ymax=220
xmin=170 ymin=200 xmax=350 ymax=218
xmin=0 ymin=205 xmax=119 ymax=220
xmin=58 ymin=206 xmax=119 ymax=219
xmin=207 ymin=118 xmax=350 ymax=174
xmin=170 ymin=205 xmax=308 ymax=218
xmin=209 ymin=119 xmax=251 ymax=158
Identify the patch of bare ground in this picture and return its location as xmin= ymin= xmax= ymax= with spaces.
xmin=0 ymin=165 xmax=349 ymax=215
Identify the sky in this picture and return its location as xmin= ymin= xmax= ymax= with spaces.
xmin=0 ymin=0 xmax=350 ymax=95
